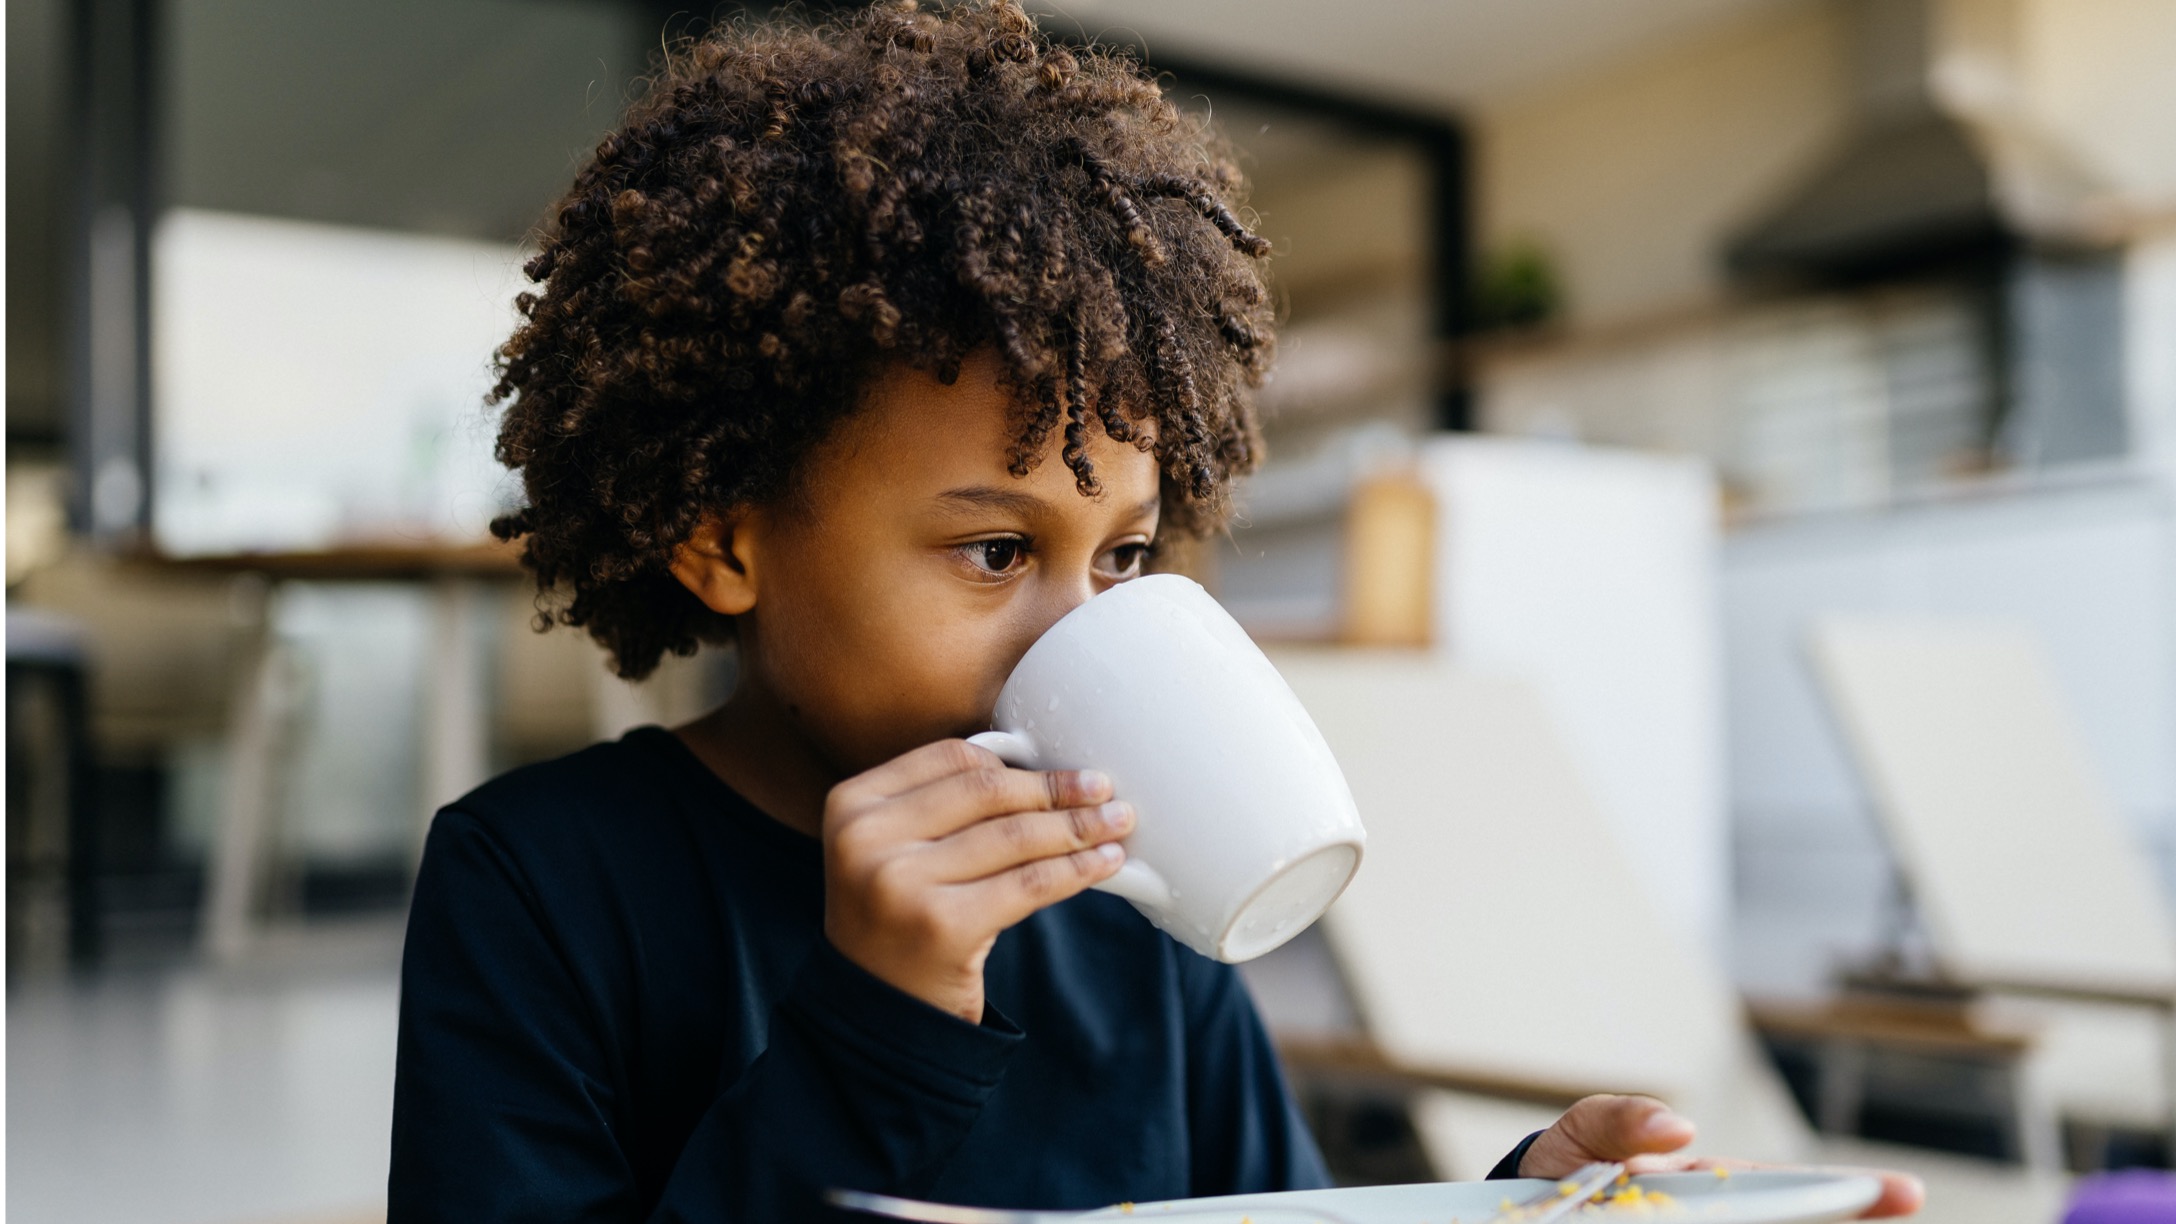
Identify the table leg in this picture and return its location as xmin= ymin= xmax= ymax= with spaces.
xmin=2163 ymin=1001 xmax=2176 ymax=1165
xmin=420 ymin=577 xmax=491 ymax=850
xmin=202 ymin=600 xmax=290 ymax=963
xmin=1816 ymin=1037 xmax=1867 ymax=1135
xmin=2010 ymin=1058 xmax=2064 ymax=1172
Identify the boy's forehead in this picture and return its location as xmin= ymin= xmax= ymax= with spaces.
xmin=852 ymin=351 xmax=1020 ymax=451
xmin=836 ymin=352 xmax=1159 ymax=505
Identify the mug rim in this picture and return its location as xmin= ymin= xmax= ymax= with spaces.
xmin=991 ymin=573 xmax=1202 ymax=718
xmin=1212 ymin=837 xmax=1366 ymax=962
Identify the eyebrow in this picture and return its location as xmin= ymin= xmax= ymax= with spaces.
xmin=934 ymin=485 xmax=1160 ymax=522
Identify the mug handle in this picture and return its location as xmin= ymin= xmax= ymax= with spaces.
xmin=964 ymin=730 xmax=1172 ymax=909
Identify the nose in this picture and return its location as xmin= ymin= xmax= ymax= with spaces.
xmin=999 ymin=572 xmax=1101 ymax=676
xmin=1028 ymin=575 xmax=1096 ymax=640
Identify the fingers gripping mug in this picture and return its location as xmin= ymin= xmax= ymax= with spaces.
xmin=968 ymin=574 xmax=1365 ymax=963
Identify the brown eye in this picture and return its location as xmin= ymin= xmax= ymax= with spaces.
xmin=1099 ymin=542 xmax=1148 ymax=579
xmin=964 ymin=537 xmax=1029 ymax=575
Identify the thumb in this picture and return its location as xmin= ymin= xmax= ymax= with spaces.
xmin=1562 ymin=1094 xmax=1697 ymax=1160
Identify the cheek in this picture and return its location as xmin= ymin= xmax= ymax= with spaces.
xmin=753 ymin=563 xmax=1023 ymax=766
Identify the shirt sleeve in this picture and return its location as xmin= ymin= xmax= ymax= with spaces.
xmin=388 ymin=807 xmax=1022 ymax=1223
xmin=1487 ymin=1130 xmax=1546 ymax=1180
xmin=1174 ymin=952 xmax=1335 ymax=1196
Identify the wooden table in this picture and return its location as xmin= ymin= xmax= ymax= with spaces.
xmin=1747 ymin=992 xmax=2055 ymax=1170
xmin=144 ymin=541 xmax=524 ymax=960
xmin=1275 ymin=1034 xmax=1649 ymax=1110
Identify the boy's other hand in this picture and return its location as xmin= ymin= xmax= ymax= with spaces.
xmin=821 ymin=738 xmax=1134 ymax=1023
xmin=1522 ymin=1095 xmax=1925 ymax=1217
xmin=1519 ymin=1094 xmax=1696 ymax=1181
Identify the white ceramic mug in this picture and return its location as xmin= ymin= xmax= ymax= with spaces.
xmin=968 ymin=574 xmax=1364 ymax=962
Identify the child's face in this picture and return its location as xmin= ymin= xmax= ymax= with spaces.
xmin=690 ymin=349 xmax=1161 ymax=775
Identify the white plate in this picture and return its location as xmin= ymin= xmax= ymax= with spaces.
xmin=1081 ymin=1170 xmax=1883 ymax=1224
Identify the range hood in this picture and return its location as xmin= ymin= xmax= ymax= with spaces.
xmin=1730 ymin=0 xmax=2010 ymax=281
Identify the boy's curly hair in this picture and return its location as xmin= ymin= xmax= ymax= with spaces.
xmin=489 ymin=0 xmax=1275 ymax=679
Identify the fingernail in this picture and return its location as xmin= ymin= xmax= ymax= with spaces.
xmin=1098 ymin=800 xmax=1133 ymax=831
xmin=1096 ymin=842 xmax=1125 ymax=862
xmin=1642 ymin=1109 xmax=1691 ymax=1138
xmin=1076 ymin=770 xmax=1111 ymax=798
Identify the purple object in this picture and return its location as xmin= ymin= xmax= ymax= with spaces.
xmin=2069 ymin=1170 xmax=2176 ymax=1224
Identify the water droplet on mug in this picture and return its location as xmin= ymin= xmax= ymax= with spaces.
xmin=1046 ymin=696 xmax=1061 ymax=712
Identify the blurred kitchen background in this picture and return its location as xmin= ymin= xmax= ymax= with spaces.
xmin=8 ymin=1 xmax=2175 ymax=1221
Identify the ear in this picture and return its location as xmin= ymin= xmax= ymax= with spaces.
xmin=669 ymin=510 xmax=760 ymax=617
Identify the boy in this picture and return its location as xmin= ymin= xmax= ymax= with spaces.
xmin=389 ymin=3 xmax=1920 ymax=1219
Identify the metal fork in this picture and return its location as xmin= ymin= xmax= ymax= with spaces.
xmin=826 ymin=1187 xmax=1363 ymax=1223
xmin=1484 ymin=1162 xmax=1628 ymax=1224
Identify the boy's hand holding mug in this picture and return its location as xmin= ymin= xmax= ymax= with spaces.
xmin=824 ymin=575 xmax=1367 ymax=1023
xmin=822 ymin=738 xmax=1134 ymax=1024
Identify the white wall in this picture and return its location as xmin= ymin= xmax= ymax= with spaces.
xmin=1937 ymin=0 xmax=2176 ymax=233
xmin=1421 ymin=437 xmax=1729 ymax=951
xmin=2130 ymin=226 xmax=2176 ymax=482
xmin=1477 ymin=0 xmax=2176 ymax=330
xmin=1475 ymin=0 xmax=1851 ymax=326
xmin=152 ymin=209 xmax=521 ymax=555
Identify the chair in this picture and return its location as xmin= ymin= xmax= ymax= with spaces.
xmin=1807 ymin=617 xmax=2176 ymax=1159
xmin=1268 ymin=650 xmax=1808 ymax=1174
xmin=1262 ymin=650 xmax=2071 ymax=1221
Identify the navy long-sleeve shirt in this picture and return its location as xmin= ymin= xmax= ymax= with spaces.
xmin=388 ymin=725 xmax=1340 ymax=1220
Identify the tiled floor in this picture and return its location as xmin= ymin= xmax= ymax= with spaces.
xmin=7 ymin=918 xmax=403 ymax=1224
